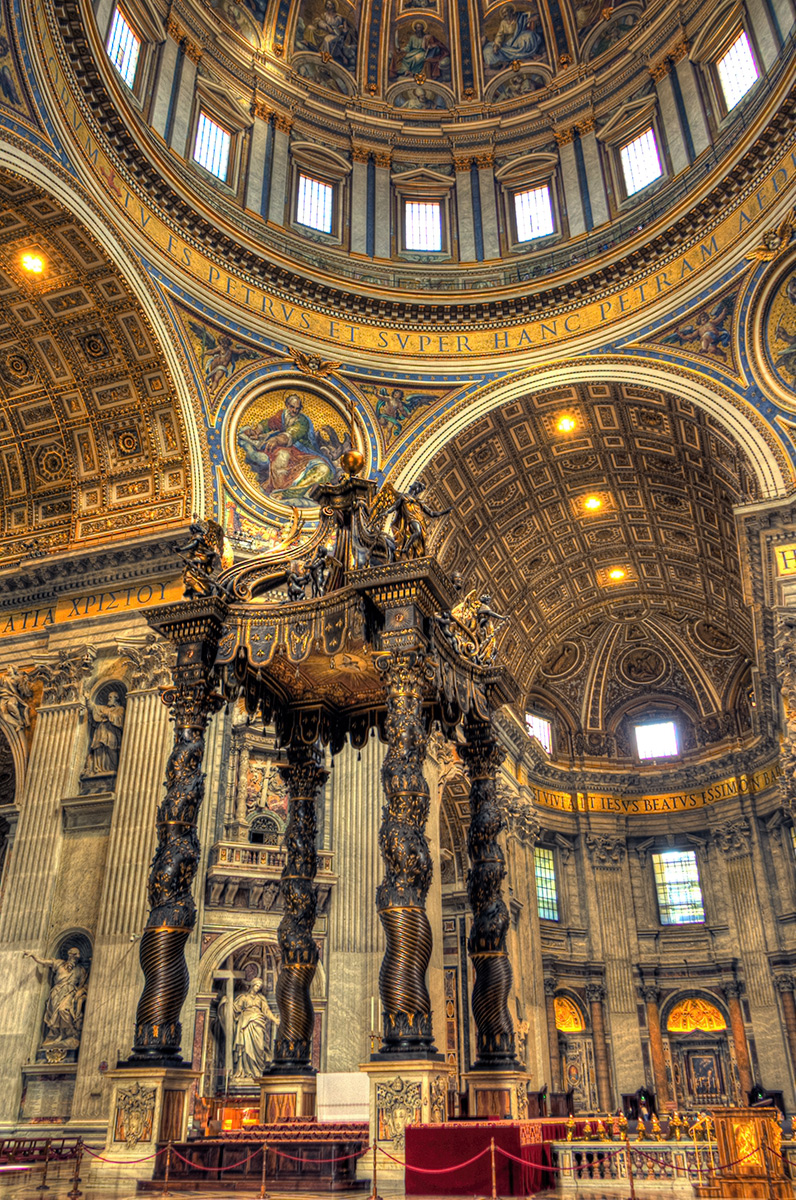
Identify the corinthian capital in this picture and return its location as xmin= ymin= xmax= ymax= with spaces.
xmin=585 ymin=832 xmax=626 ymax=868
xmin=712 ymin=817 xmax=752 ymax=858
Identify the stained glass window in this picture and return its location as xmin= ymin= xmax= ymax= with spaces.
xmin=534 ymin=846 xmax=559 ymax=920
xmin=635 ymin=720 xmax=677 ymax=759
xmin=554 ymin=996 xmax=585 ymax=1032
xmin=717 ymin=31 xmax=759 ymax=111
xmin=106 ymin=7 xmax=140 ymax=89
xmin=193 ymin=112 xmax=231 ymax=182
xmin=405 ymin=201 xmax=442 ymax=251
xmin=526 ymin=712 xmax=552 ymax=753
xmin=652 ymin=850 xmax=705 ymax=925
xmin=667 ymin=997 xmax=726 ymax=1033
xmin=514 ymin=186 xmax=554 ymax=241
xmin=619 ymin=127 xmax=662 ymax=197
xmin=297 ymin=174 xmax=334 ymax=233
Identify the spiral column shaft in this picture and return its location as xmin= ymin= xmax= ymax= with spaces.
xmin=375 ymin=651 xmax=437 ymax=1056
xmin=461 ymin=716 xmax=520 ymax=1069
xmin=128 ymin=602 xmax=225 ymax=1066
xmin=271 ymin=741 xmax=328 ymax=1072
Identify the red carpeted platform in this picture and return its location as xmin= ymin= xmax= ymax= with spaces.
xmin=405 ymin=1120 xmax=580 ymax=1196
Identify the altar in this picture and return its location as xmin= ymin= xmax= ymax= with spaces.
xmin=405 ymin=1120 xmax=582 ymax=1196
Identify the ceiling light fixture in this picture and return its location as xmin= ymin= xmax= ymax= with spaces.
xmin=556 ymin=415 xmax=576 ymax=433
xmin=608 ymin=567 xmax=626 ymax=581
xmin=583 ymin=495 xmax=602 ymax=511
xmin=21 ymin=252 xmax=45 ymax=274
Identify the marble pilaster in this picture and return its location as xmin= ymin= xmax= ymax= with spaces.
xmin=169 ymin=51 xmax=198 ymax=158
xmin=576 ymin=124 xmax=609 ymax=228
xmin=149 ymin=36 xmax=179 ymax=140
xmin=267 ymin=118 xmax=292 ymax=227
xmin=653 ymin=67 xmax=690 ymax=176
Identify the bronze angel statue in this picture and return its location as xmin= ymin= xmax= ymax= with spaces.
xmin=439 ymin=590 xmax=508 ymax=664
xmin=357 ymin=480 xmax=451 ymax=564
xmin=178 ymin=518 xmax=229 ymax=599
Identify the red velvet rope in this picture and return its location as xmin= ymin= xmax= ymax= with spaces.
xmin=82 ymin=1145 xmax=163 ymax=1165
xmin=171 ymin=1148 xmax=262 ymax=1171
xmin=382 ymin=1144 xmax=492 ymax=1172
xmin=270 ymin=1145 xmax=370 ymax=1164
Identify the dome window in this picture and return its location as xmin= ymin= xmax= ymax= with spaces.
xmin=514 ymin=185 xmax=555 ymax=242
xmin=652 ymin=850 xmax=705 ymax=925
xmin=716 ymin=31 xmax=760 ymax=111
xmin=297 ymin=174 xmax=334 ymax=234
xmin=619 ymin=127 xmax=662 ymax=197
xmin=193 ymin=112 xmax=232 ymax=183
xmin=634 ymin=718 xmax=677 ymax=760
xmin=525 ymin=711 xmax=552 ymax=754
xmin=106 ymin=6 xmax=141 ymax=90
xmin=405 ymin=200 xmax=443 ymax=252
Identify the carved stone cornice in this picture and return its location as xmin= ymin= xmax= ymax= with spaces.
xmin=712 ymin=817 xmax=753 ymax=858
xmin=585 ymin=833 xmax=626 ymax=869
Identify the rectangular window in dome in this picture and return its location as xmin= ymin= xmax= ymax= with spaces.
xmin=652 ymin=850 xmax=705 ymax=924
xmin=193 ymin=112 xmax=231 ymax=182
xmin=526 ymin=712 xmax=552 ymax=754
xmin=717 ymin=31 xmax=759 ymax=110
xmin=405 ymin=201 xmax=442 ymax=251
xmin=514 ymin=186 xmax=554 ymax=241
xmin=534 ymin=847 xmax=559 ymax=921
xmin=619 ymin=127 xmax=662 ymax=197
xmin=297 ymin=174 xmax=334 ymax=234
xmin=635 ymin=719 xmax=677 ymax=760
xmin=106 ymin=6 xmax=141 ymax=89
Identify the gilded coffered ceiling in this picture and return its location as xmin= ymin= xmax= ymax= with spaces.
xmin=426 ymin=382 xmax=758 ymax=756
xmin=0 ymin=170 xmax=192 ymax=558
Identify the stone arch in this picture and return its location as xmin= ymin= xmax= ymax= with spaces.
xmin=390 ymin=357 xmax=791 ymax=500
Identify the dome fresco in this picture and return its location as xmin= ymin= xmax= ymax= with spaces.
xmin=202 ymin=0 xmax=646 ymax=106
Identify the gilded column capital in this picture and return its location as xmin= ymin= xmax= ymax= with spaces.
xmin=167 ymin=17 xmax=183 ymax=41
xmin=474 ymin=151 xmax=495 ymax=168
xmin=712 ymin=817 xmax=753 ymax=858
xmin=670 ymin=38 xmax=690 ymax=64
xmin=502 ymin=786 xmax=541 ymax=846
xmin=454 ymin=156 xmax=474 ymax=172
xmin=253 ymin=100 xmax=272 ymax=122
xmin=585 ymin=832 xmax=626 ymax=868
xmin=351 ymin=143 xmax=370 ymax=163
xmin=577 ymin=116 xmax=596 ymax=135
xmin=275 ymin=112 xmax=293 ymax=134
xmin=183 ymin=38 xmax=202 ymax=65
xmin=554 ymin=127 xmax=576 ymax=147
xmin=373 ymin=150 xmax=392 ymax=169
xmin=649 ymin=59 xmax=670 ymax=82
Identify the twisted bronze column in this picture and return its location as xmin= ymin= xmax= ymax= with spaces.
xmin=375 ymin=651 xmax=438 ymax=1056
xmin=129 ymin=607 xmax=225 ymax=1065
xmin=461 ymin=716 xmax=520 ymax=1069
xmin=270 ymin=741 xmax=328 ymax=1072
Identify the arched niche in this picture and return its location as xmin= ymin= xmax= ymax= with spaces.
xmin=662 ymin=992 xmax=736 ymax=1107
xmin=554 ymin=991 xmax=598 ymax=1111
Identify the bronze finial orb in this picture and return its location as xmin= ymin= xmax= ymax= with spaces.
xmin=340 ymin=449 xmax=366 ymax=475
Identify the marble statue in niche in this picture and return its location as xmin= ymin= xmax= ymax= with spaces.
xmin=80 ymin=682 xmax=126 ymax=793
xmin=23 ymin=942 xmax=90 ymax=1061
xmin=231 ymin=978 xmax=279 ymax=1078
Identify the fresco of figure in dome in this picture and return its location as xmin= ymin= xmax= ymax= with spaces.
xmin=390 ymin=19 xmax=452 ymax=82
xmin=209 ymin=0 xmax=264 ymax=43
xmin=233 ymin=389 xmax=352 ymax=508
xmin=765 ymin=272 xmax=796 ymax=388
xmin=584 ymin=6 xmax=639 ymax=56
xmin=295 ymin=57 xmax=354 ymax=92
xmin=295 ymin=0 xmax=359 ymax=73
xmin=490 ymin=68 xmax=546 ymax=100
xmin=482 ymin=2 xmax=546 ymax=75
xmin=393 ymin=84 xmax=449 ymax=109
